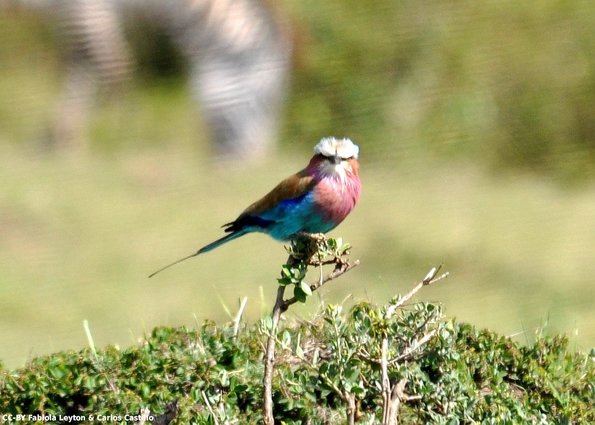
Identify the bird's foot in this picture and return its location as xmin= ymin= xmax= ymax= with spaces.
xmin=294 ymin=232 xmax=326 ymax=242
xmin=288 ymin=233 xmax=327 ymax=262
xmin=309 ymin=232 xmax=327 ymax=242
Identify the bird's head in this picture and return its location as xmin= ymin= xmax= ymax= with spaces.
xmin=310 ymin=137 xmax=360 ymax=180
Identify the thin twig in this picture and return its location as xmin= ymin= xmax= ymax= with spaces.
xmin=393 ymin=328 xmax=438 ymax=363
xmin=381 ymin=346 xmax=408 ymax=424
xmin=201 ymin=390 xmax=220 ymax=425
xmin=263 ymin=284 xmax=287 ymax=425
xmin=282 ymin=260 xmax=360 ymax=311
xmin=385 ymin=266 xmax=449 ymax=318
xmin=263 ymin=254 xmax=294 ymax=425
xmin=380 ymin=265 xmax=448 ymax=425
xmin=381 ymin=337 xmax=391 ymax=424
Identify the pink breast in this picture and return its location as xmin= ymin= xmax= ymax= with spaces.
xmin=314 ymin=174 xmax=361 ymax=225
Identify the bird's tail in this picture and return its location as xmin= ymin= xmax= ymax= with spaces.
xmin=197 ymin=229 xmax=248 ymax=254
xmin=148 ymin=230 xmax=248 ymax=278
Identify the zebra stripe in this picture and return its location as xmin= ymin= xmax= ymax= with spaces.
xmin=11 ymin=0 xmax=292 ymax=159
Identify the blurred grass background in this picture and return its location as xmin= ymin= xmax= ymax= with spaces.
xmin=1 ymin=0 xmax=594 ymax=368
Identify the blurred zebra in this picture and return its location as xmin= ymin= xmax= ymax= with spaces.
xmin=9 ymin=0 xmax=292 ymax=160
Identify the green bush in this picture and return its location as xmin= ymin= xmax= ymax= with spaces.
xmin=1 ymin=239 xmax=593 ymax=423
xmin=1 ymin=303 xmax=592 ymax=424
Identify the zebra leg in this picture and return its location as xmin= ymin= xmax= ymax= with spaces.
xmin=46 ymin=0 xmax=132 ymax=150
xmin=21 ymin=0 xmax=292 ymax=158
xmin=46 ymin=63 xmax=96 ymax=151
xmin=180 ymin=0 xmax=292 ymax=161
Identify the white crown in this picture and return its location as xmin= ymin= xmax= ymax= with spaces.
xmin=314 ymin=137 xmax=359 ymax=159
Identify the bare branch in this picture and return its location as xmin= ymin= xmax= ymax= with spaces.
xmin=263 ymin=282 xmax=288 ymax=425
xmin=385 ymin=265 xmax=449 ymax=318
xmin=381 ymin=338 xmax=391 ymax=424
xmin=379 ymin=265 xmax=449 ymax=424
xmin=386 ymin=378 xmax=408 ymax=425
xmin=392 ymin=328 xmax=438 ymax=364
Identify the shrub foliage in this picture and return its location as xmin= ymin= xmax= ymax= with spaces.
xmin=1 ymin=303 xmax=592 ymax=424
xmin=1 ymin=239 xmax=592 ymax=423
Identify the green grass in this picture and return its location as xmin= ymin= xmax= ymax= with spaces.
xmin=1 ymin=143 xmax=594 ymax=369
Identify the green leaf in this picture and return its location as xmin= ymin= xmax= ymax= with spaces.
xmin=351 ymin=385 xmax=365 ymax=395
xmin=281 ymin=266 xmax=292 ymax=277
xmin=293 ymin=286 xmax=307 ymax=303
xmin=300 ymin=280 xmax=312 ymax=296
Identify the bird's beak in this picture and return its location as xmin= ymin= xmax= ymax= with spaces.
xmin=331 ymin=155 xmax=342 ymax=165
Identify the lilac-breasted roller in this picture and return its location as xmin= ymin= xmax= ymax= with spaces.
xmin=149 ymin=137 xmax=361 ymax=277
